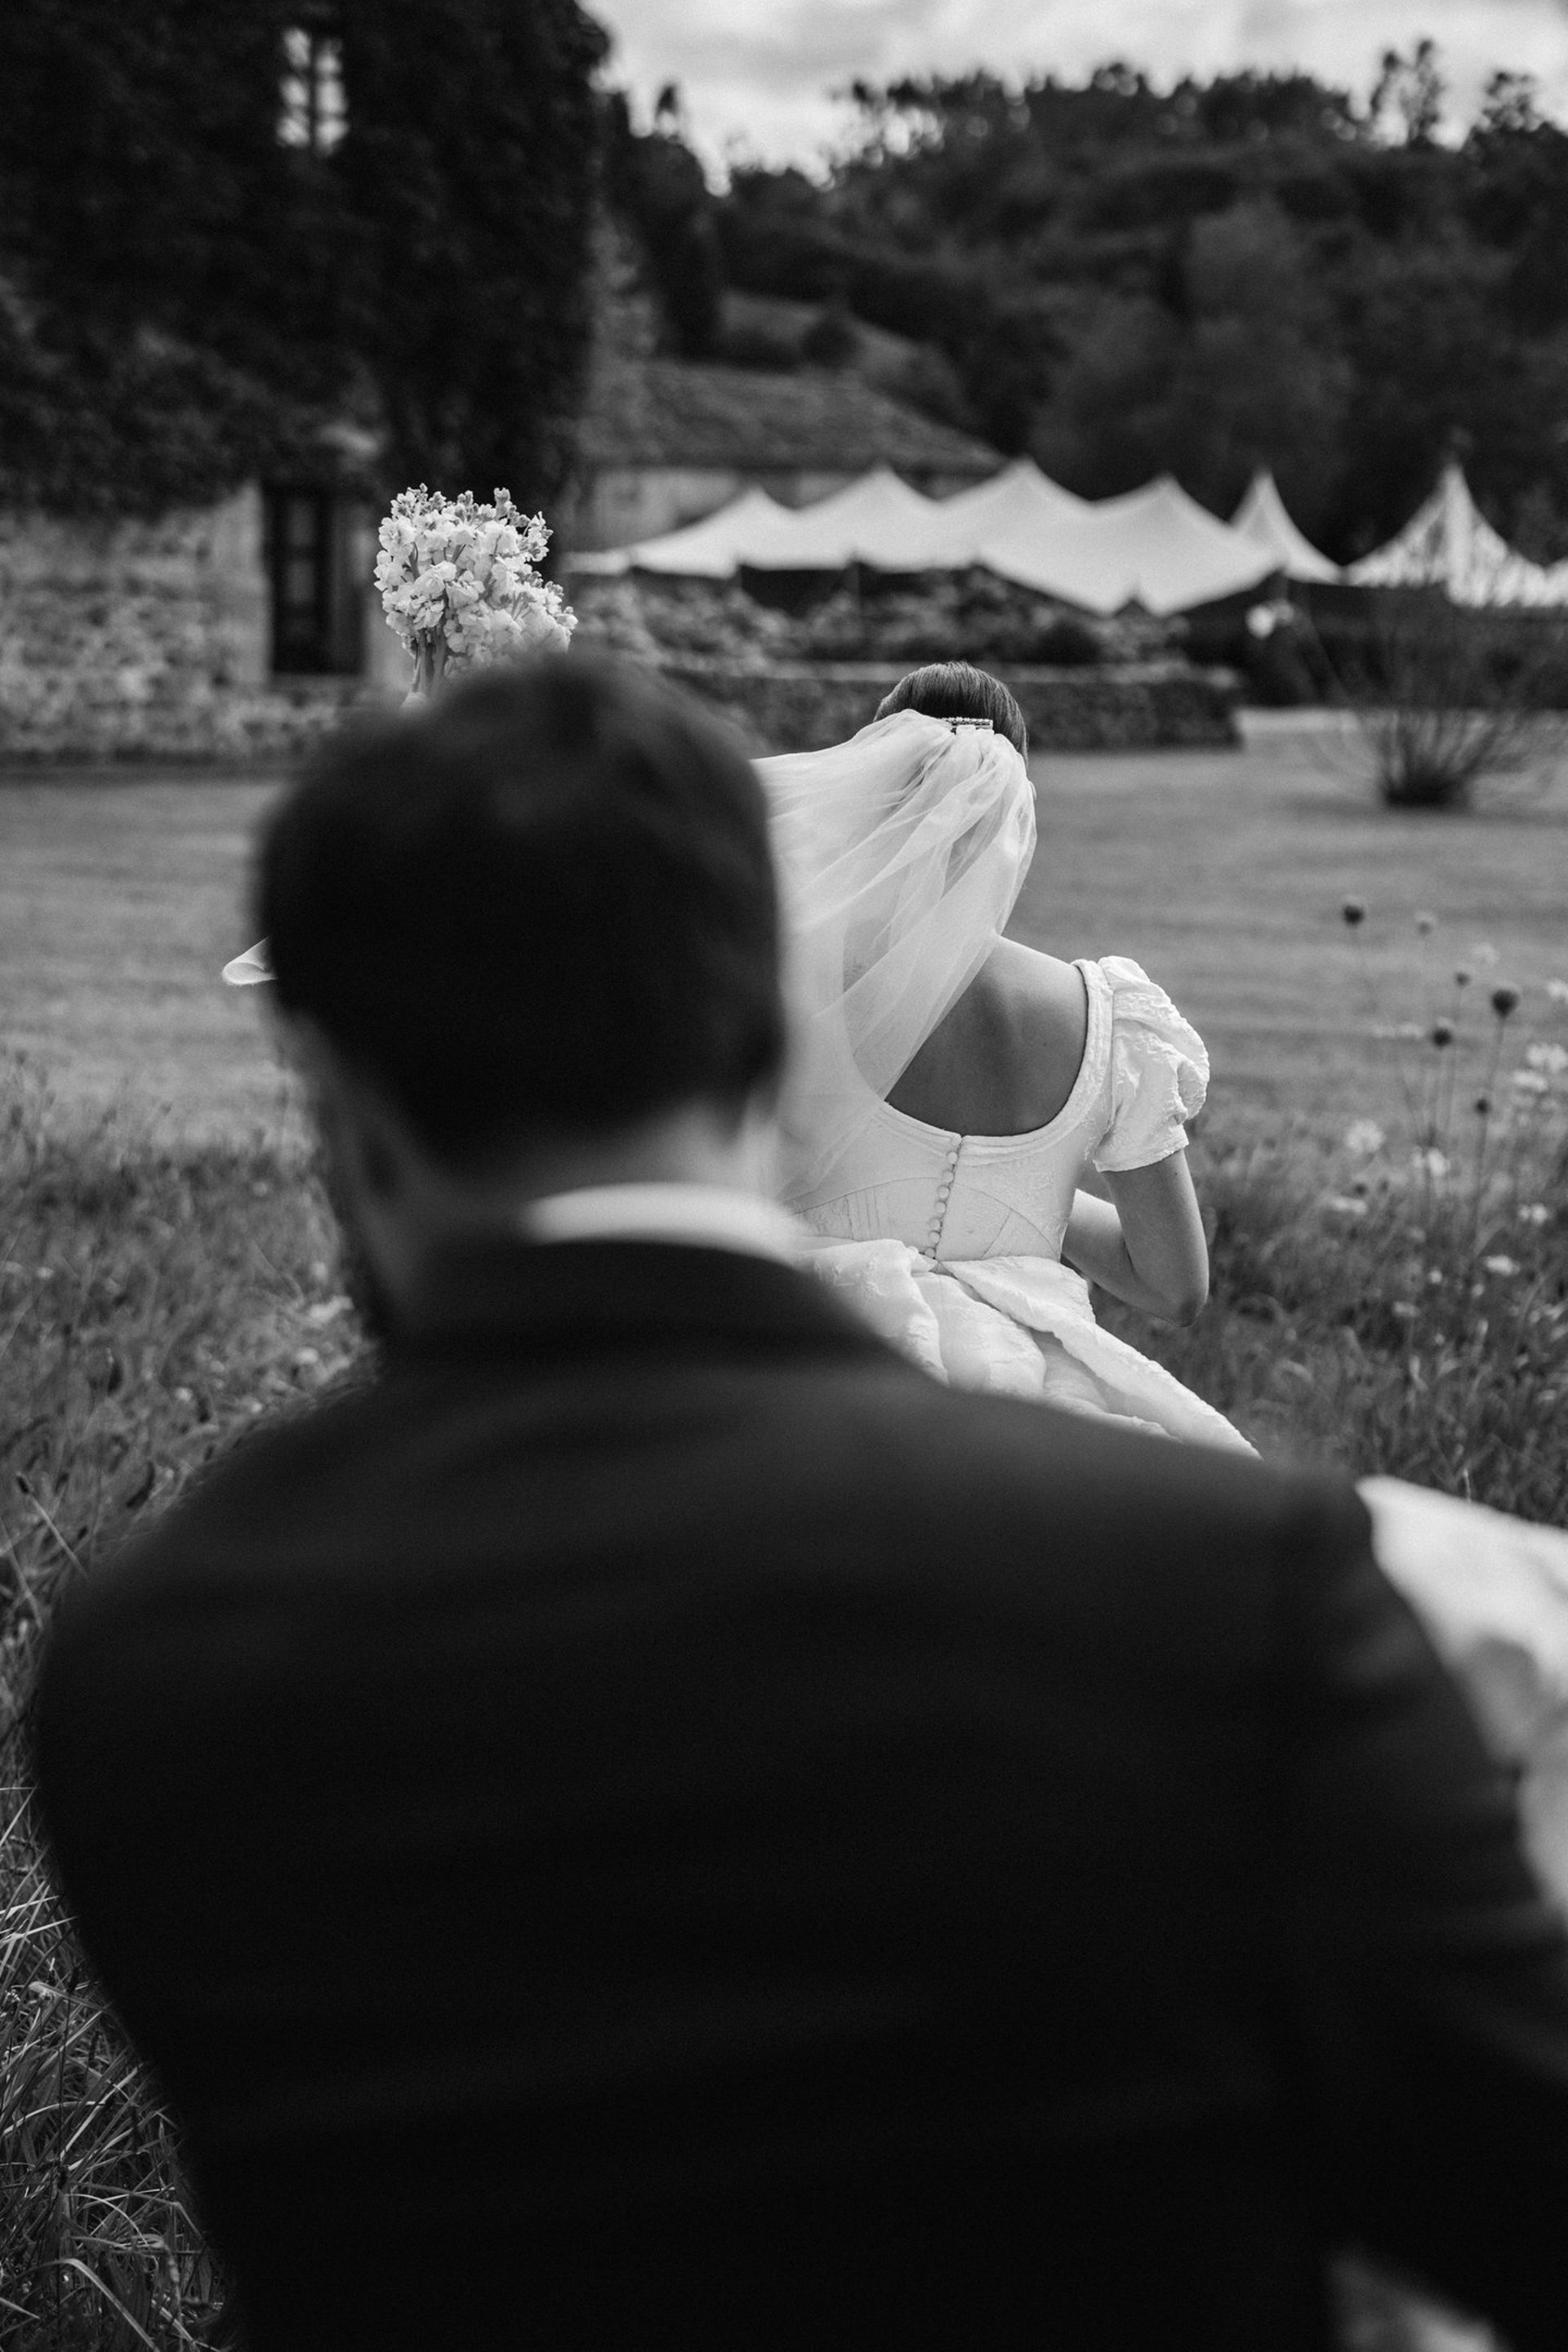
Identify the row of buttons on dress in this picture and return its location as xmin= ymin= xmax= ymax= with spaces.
xmin=923 ymin=1138 xmax=963 ymax=1258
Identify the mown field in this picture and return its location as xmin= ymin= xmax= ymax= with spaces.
xmin=4 ymin=718 xmax=1567 ymax=1143
xmin=2 ymin=719 xmax=1563 ymax=2350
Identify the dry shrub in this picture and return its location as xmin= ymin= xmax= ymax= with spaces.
xmin=1330 ymin=590 xmax=1568 ymax=810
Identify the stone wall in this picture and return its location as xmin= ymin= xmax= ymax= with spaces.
xmin=0 ymin=488 xmax=403 ymax=763
xmin=652 ymin=657 xmax=1241 ymax=755
xmin=0 ymin=499 xmax=1240 ymax=762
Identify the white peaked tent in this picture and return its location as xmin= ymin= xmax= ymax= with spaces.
xmin=580 ymin=461 xmax=1282 ymax=613
xmin=978 ymin=474 xmax=1279 ymax=617
xmin=1231 ymin=472 xmax=1342 ymax=585
xmin=737 ymin=465 xmax=948 ymax=572
xmin=893 ymin=457 xmax=1094 ymax=569
xmin=584 ymin=485 xmax=805 ymax=577
xmin=1348 ymin=465 xmax=1568 ymax=608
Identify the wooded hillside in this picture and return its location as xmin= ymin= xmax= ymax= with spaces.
xmin=614 ymin=52 xmax=1568 ymax=563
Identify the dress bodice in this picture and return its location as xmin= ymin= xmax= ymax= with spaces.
xmin=790 ymin=956 xmax=1208 ymax=1264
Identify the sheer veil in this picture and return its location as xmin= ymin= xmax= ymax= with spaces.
xmin=758 ymin=710 xmax=1037 ymax=1197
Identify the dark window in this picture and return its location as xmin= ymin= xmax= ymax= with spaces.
xmin=278 ymin=25 xmax=346 ymax=154
xmin=266 ymin=491 xmax=367 ymax=675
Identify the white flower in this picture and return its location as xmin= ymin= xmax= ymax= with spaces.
xmin=1482 ymin=1254 xmax=1520 ymax=1277
xmin=1525 ymin=1042 xmax=1568 ymax=1076
xmin=1410 ymin=1147 xmax=1449 ymax=1180
xmin=376 ymin=484 xmax=577 ymax=672
xmin=1517 ymin=1202 xmax=1552 ymax=1227
xmin=1469 ymin=942 xmax=1502 ymax=968
xmin=1344 ymin=1118 xmax=1385 ymax=1157
xmin=1512 ymin=1069 xmax=1551 ymax=1095
xmin=1548 ymin=978 xmax=1568 ymax=1005
xmin=1324 ymin=1194 xmax=1370 ymax=1218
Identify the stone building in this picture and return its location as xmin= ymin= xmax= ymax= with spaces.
xmin=0 ymin=2 xmax=601 ymax=761
xmin=0 ymin=479 xmax=408 ymax=762
xmin=561 ymin=354 xmax=1000 ymax=555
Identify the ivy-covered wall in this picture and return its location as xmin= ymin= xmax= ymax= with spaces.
xmin=0 ymin=0 xmax=607 ymax=517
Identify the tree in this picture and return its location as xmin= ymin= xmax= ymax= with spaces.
xmin=0 ymin=0 xmax=606 ymax=512
xmin=1370 ymin=38 xmax=1446 ymax=147
xmin=1029 ymin=209 xmax=1348 ymax=517
xmin=1166 ymin=203 xmax=1350 ymax=524
xmin=603 ymin=95 xmax=724 ymax=359
xmin=1030 ymin=295 xmax=1182 ymax=493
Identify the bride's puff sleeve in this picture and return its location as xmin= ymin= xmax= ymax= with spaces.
xmin=1090 ymin=956 xmax=1211 ymax=1174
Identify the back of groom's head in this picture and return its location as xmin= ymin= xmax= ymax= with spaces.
xmin=260 ymin=656 xmax=786 ymax=1171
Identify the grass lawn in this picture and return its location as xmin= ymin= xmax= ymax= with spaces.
xmin=4 ymin=718 xmax=1565 ymax=1147
xmin=1018 ymin=715 xmax=1568 ymax=1140
xmin=0 ymin=767 xmax=289 ymax=1145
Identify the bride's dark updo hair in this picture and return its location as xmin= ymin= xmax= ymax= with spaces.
xmin=875 ymin=662 xmax=1028 ymax=759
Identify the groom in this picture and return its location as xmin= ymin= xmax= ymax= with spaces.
xmin=38 ymin=657 xmax=1568 ymax=2351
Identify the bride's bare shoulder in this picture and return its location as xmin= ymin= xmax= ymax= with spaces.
xmin=981 ymin=936 xmax=1085 ymax=1011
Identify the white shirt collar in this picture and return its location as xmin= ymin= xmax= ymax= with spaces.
xmin=518 ymin=1182 xmax=803 ymax=1264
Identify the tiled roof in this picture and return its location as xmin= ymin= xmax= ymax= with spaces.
xmin=579 ymin=357 xmax=998 ymax=478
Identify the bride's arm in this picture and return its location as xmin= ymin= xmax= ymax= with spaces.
xmin=1062 ymin=1154 xmax=1209 ymax=1325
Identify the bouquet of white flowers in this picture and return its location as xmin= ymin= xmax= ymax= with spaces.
xmin=376 ymin=484 xmax=576 ymax=699
xmin=220 ymin=486 xmax=575 ymax=985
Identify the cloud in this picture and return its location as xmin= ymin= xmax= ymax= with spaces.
xmin=590 ymin=0 xmax=1568 ymax=171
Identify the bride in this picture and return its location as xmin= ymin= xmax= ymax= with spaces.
xmin=759 ymin=661 xmax=1568 ymax=1909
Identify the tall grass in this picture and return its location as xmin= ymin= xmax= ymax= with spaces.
xmin=1105 ymin=1120 xmax=1568 ymax=1519
xmin=1 ymin=1058 xmax=354 ymax=2349
xmin=1104 ymin=909 xmax=1568 ymax=1522
xmin=2 ymin=1022 xmax=1559 ymax=2345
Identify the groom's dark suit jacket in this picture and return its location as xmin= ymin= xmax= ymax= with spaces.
xmin=35 ymin=1239 xmax=1568 ymax=2352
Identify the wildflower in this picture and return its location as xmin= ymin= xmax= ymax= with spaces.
xmin=1414 ymin=910 xmax=1437 ymax=934
xmin=1518 ymin=1203 xmax=1552 ymax=1227
xmin=1482 ymin=1254 xmax=1520 ymax=1277
xmin=1525 ymin=1042 xmax=1568 ymax=1076
xmin=1391 ymin=1300 xmax=1419 ymax=1321
xmin=1430 ymin=1018 xmax=1454 ymax=1049
xmin=1341 ymin=898 xmax=1366 ymax=928
xmin=1343 ymin=1118 xmax=1385 ymax=1156
xmin=1490 ymin=983 xmax=1522 ymax=1019
xmin=1410 ymin=1147 xmax=1449 ymax=1180
xmin=1454 ymin=967 xmax=1472 ymax=988
xmin=1548 ymin=978 xmax=1568 ymax=1005
xmin=1325 ymin=1194 xmax=1370 ymax=1218
xmin=1471 ymin=942 xmax=1501 ymax=968
xmin=1512 ymin=1068 xmax=1550 ymax=1096
xmin=1427 ymin=1267 xmax=1445 ymax=1285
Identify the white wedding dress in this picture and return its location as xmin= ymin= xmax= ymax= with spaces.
xmin=762 ymin=713 xmax=1568 ymax=1914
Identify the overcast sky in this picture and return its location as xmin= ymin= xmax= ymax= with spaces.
xmin=590 ymin=0 xmax=1568 ymax=173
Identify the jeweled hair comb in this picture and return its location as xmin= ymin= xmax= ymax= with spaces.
xmin=946 ymin=717 xmax=994 ymax=733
